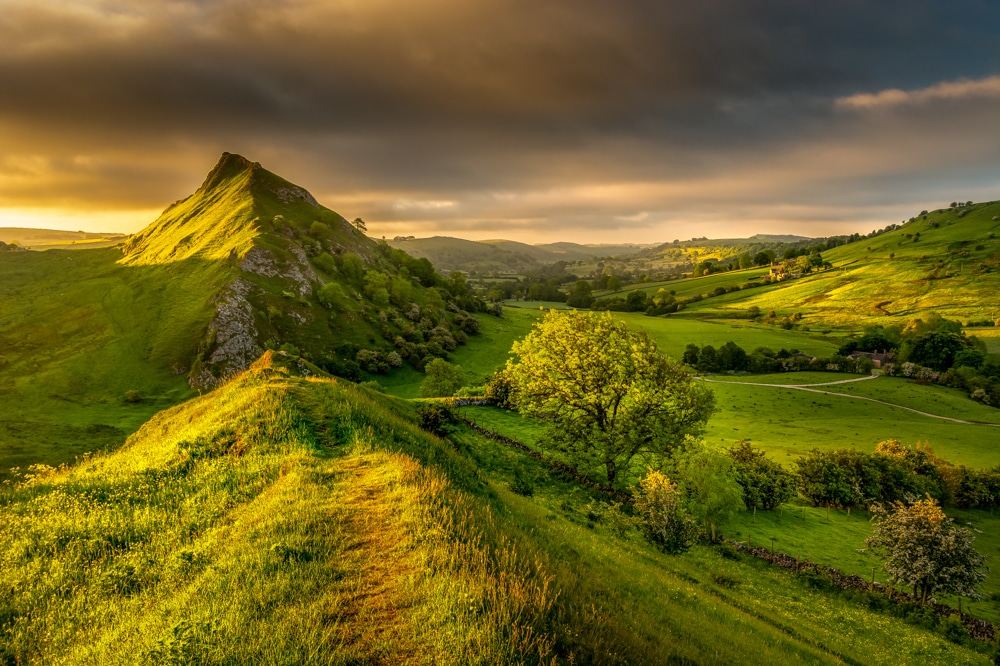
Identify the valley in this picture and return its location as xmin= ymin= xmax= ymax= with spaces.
xmin=2 ymin=157 xmax=999 ymax=664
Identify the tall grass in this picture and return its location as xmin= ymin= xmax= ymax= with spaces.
xmin=0 ymin=357 xmax=992 ymax=664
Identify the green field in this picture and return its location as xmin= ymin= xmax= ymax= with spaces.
xmin=592 ymin=266 xmax=771 ymax=300
xmin=683 ymin=202 xmax=1000 ymax=327
xmin=0 ymin=247 xmax=217 ymax=476
xmin=703 ymin=380 xmax=999 ymax=469
xmin=458 ymin=401 xmax=1000 ymax=627
xmin=727 ymin=504 xmax=1000 ymax=625
xmin=0 ymin=356 xmax=989 ymax=664
xmin=377 ymin=307 xmax=543 ymax=398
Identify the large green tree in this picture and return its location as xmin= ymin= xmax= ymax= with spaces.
xmin=507 ymin=311 xmax=715 ymax=488
xmin=864 ymin=497 xmax=988 ymax=605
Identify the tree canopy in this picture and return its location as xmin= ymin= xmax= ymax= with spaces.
xmin=506 ymin=311 xmax=715 ymax=488
xmin=419 ymin=358 xmax=465 ymax=398
xmin=864 ymin=497 xmax=988 ymax=605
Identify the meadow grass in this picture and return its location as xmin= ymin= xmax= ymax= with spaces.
xmin=702 ymin=381 xmax=999 ymax=469
xmin=380 ymin=309 xmax=841 ymax=399
xmin=377 ymin=307 xmax=543 ymax=398
xmin=592 ymin=266 xmax=771 ymax=300
xmin=727 ymin=503 xmax=1000 ymax=625
xmin=684 ymin=201 xmax=1000 ymax=327
xmin=459 ymin=401 xmax=1000 ymax=629
xmin=0 ymin=247 xmax=220 ymax=478
xmin=0 ymin=357 xmax=991 ymax=664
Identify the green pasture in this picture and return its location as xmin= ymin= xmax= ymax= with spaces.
xmin=377 ymin=307 xmax=543 ymax=398
xmin=458 ymin=401 xmax=1000 ymax=627
xmin=727 ymin=504 xmax=1000 ymax=625
xmin=704 ymin=381 xmax=999 ymax=469
xmin=684 ymin=201 xmax=1000 ymax=327
xmin=0 ymin=359 xmax=989 ymax=664
xmin=969 ymin=327 xmax=1000 ymax=354
xmin=593 ymin=267 xmax=771 ymax=300
xmin=0 ymin=247 xmax=215 ymax=477
xmin=817 ymin=376 xmax=1000 ymax=424
xmin=615 ymin=312 xmax=840 ymax=358
xmin=380 ymin=309 xmax=841 ymax=399
xmin=711 ymin=372 xmax=865 ymax=384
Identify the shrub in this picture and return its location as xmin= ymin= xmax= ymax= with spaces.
xmin=317 ymin=282 xmax=346 ymax=309
xmin=509 ymin=470 xmax=535 ymax=497
xmin=415 ymin=404 xmax=454 ymax=437
xmin=355 ymin=349 xmax=389 ymax=374
xmin=484 ymin=368 xmax=516 ymax=408
xmin=313 ymin=252 xmax=338 ymax=275
xmin=124 ymin=389 xmax=142 ymax=403
xmin=635 ymin=470 xmax=699 ymax=554
xmin=728 ymin=440 xmax=796 ymax=510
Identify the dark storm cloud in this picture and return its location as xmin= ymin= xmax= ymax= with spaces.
xmin=0 ymin=0 xmax=997 ymax=239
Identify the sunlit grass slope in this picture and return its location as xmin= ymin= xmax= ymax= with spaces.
xmin=0 ymin=152 xmax=449 ymax=476
xmin=687 ymin=201 xmax=1000 ymax=326
xmin=0 ymin=352 xmax=988 ymax=664
xmin=0 ymin=247 xmax=219 ymax=477
xmin=0 ymin=353 xmax=557 ymax=665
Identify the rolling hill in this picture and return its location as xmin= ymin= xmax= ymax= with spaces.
xmin=0 ymin=153 xmax=488 ymax=477
xmin=677 ymin=201 xmax=1000 ymax=326
xmin=388 ymin=236 xmax=648 ymax=273
xmin=0 ymin=352 xmax=988 ymax=664
xmin=0 ymin=227 xmax=126 ymax=250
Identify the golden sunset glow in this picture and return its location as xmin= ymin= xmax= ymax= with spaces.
xmin=0 ymin=0 xmax=997 ymax=241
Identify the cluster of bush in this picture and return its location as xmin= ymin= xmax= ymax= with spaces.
xmin=839 ymin=319 xmax=1000 ymax=407
xmin=796 ymin=441 xmax=1000 ymax=510
xmin=635 ymin=437 xmax=1000 ymax=560
xmin=681 ymin=341 xmax=875 ymax=375
xmin=301 ymin=242 xmax=499 ymax=379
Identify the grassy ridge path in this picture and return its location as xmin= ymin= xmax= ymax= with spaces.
xmin=702 ymin=375 xmax=1000 ymax=426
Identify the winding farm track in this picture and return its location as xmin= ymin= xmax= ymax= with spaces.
xmin=702 ymin=374 xmax=1000 ymax=427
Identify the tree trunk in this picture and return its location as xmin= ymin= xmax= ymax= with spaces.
xmin=605 ymin=460 xmax=617 ymax=488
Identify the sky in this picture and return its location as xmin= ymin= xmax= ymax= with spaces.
xmin=0 ymin=0 xmax=998 ymax=244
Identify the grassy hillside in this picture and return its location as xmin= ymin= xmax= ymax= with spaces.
xmin=0 ymin=228 xmax=126 ymax=250
xmin=0 ymin=153 xmax=492 ymax=477
xmin=388 ymin=236 xmax=647 ymax=274
xmin=388 ymin=236 xmax=541 ymax=273
xmin=0 ymin=353 xmax=989 ymax=664
xmin=684 ymin=201 xmax=1000 ymax=326
xmin=0 ymin=247 xmax=217 ymax=477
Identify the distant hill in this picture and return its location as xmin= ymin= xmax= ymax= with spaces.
xmin=0 ymin=227 xmax=126 ymax=250
xmin=748 ymin=233 xmax=813 ymax=242
xmin=388 ymin=236 xmax=648 ymax=273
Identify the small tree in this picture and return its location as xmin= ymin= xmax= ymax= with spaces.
xmin=565 ymin=280 xmax=594 ymax=308
xmin=864 ymin=497 xmax=988 ymax=605
xmin=415 ymin=404 xmax=454 ymax=437
xmin=635 ymin=469 xmax=699 ymax=553
xmin=352 ymin=217 xmax=367 ymax=233
xmin=419 ymin=358 xmax=465 ymax=398
xmin=673 ymin=443 xmax=744 ymax=542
